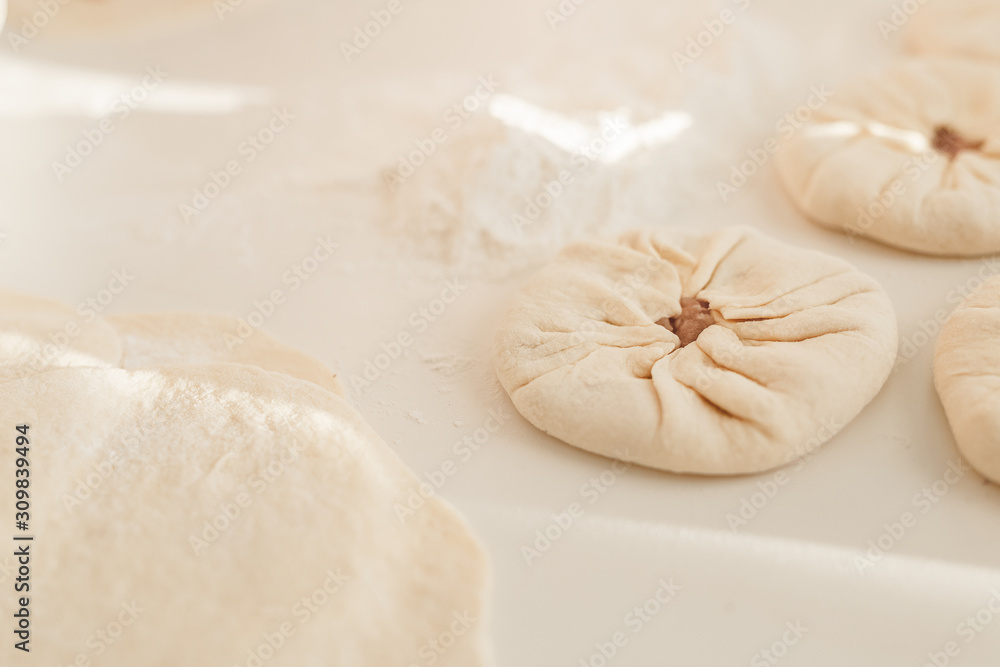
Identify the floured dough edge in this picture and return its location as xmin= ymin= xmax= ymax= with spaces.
xmin=934 ymin=275 xmax=1000 ymax=483
xmin=0 ymin=287 xmax=123 ymax=385
xmin=107 ymin=312 xmax=344 ymax=396
xmin=0 ymin=363 xmax=493 ymax=665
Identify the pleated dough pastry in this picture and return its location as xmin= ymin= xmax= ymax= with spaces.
xmin=493 ymin=226 xmax=898 ymax=474
xmin=776 ymin=57 xmax=1000 ymax=256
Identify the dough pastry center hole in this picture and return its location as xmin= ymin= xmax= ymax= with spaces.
xmin=932 ymin=125 xmax=985 ymax=159
xmin=658 ymin=297 xmax=714 ymax=347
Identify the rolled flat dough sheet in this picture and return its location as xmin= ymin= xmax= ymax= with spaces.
xmin=0 ymin=288 xmax=122 ymax=385
xmin=0 ymin=364 xmax=492 ymax=666
xmin=107 ymin=312 xmax=344 ymax=396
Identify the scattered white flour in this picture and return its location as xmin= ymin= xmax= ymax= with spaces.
xmin=406 ymin=409 xmax=428 ymax=425
xmin=379 ymin=10 xmax=809 ymax=279
xmin=420 ymin=351 xmax=478 ymax=378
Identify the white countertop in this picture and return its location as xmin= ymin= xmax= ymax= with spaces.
xmin=2 ymin=0 xmax=999 ymax=664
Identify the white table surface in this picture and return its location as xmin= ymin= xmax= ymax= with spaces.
xmin=1 ymin=0 xmax=999 ymax=664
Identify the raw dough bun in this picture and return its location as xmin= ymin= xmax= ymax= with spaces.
xmin=934 ymin=275 xmax=1000 ymax=483
xmin=775 ymin=57 xmax=1000 ymax=256
xmin=0 ymin=288 xmax=121 ymax=384
xmin=493 ymin=226 xmax=898 ymax=475
xmin=108 ymin=312 xmax=343 ymax=395
xmin=0 ymin=364 xmax=492 ymax=666
xmin=905 ymin=0 xmax=1000 ymax=62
